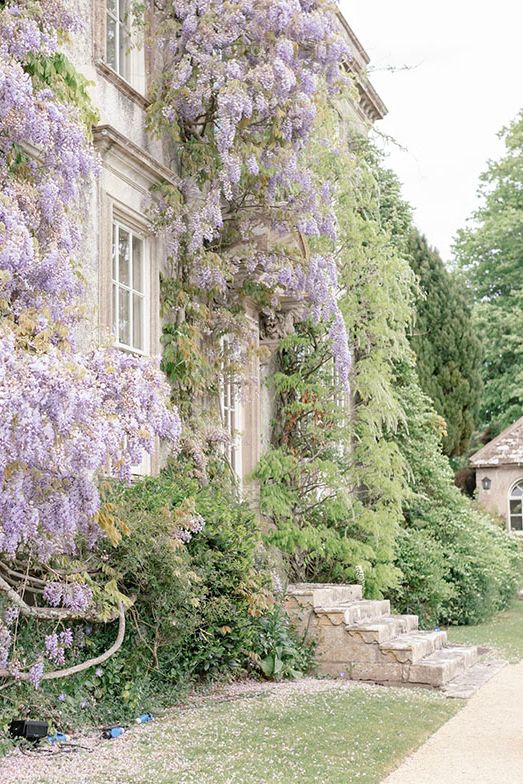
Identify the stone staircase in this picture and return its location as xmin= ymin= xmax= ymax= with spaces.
xmin=285 ymin=583 xmax=504 ymax=695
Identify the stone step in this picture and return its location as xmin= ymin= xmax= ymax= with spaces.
xmin=407 ymin=645 xmax=480 ymax=687
xmin=287 ymin=583 xmax=363 ymax=609
xmin=441 ymin=658 xmax=506 ymax=699
xmin=314 ymin=599 xmax=391 ymax=627
xmin=346 ymin=614 xmax=419 ymax=644
xmin=343 ymin=599 xmax=391 ymax=625
xmin=380 ymin=630 xmax=448 ymax=664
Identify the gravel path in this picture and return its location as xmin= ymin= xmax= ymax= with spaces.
xmin=383 ymin=661 xmax=523 ymax=784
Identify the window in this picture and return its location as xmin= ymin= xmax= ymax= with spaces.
xmin=111 ymin=219 xmax=151 ymax=476
xmin=509 ymin=481 xmax=523 ymax=532
xmin=106 ymin=0 xmax=131 ymax=81
xmin=112 ymin=220 xmax=147 ymax=354
xmin=220 ymin=341 xmax=243 ymax=483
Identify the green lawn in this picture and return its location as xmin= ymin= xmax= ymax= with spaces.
xmin=446 ymin=599 xmax=523 ymax=663
xmin=7 ymin=682 xmax=460 ymax=784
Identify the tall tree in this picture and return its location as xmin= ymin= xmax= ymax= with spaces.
xmin=408 ymin=231 xmax=482 ymax=456
xmin=455 ymin=110 xmax=523 ymax=433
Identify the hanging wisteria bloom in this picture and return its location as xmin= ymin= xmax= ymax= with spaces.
xmin=0 ymin=1 xmax=181 ymax=682
xmin=151 ymin=0 xmax=352 ymax=383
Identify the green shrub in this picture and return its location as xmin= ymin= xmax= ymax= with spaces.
xmin=254 ymin=604 xmax=315 ymax=680
xmin=390 ymin=527 xmax=454 ymax=627
xmin=0 ymin=458 xmax=312 ymax=733
xmin=394 ymin=377 xmax=522 ymax=626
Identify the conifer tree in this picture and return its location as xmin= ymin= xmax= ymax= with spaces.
xmin=408 ymin=231 xmax=482 ymax=456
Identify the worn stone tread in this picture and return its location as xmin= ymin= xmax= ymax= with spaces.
xmin=346 ymin=614 xmax=419 ymax=643
xmin=408 ymin=645 xmax=479 ymax=687
xmin=380 ymin=630 xmax=447 ymax=663
xmin=441 ymin=658 xmax=507 ymax=699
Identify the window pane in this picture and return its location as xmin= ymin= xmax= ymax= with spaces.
xmin=107 ymin=0 xmax=117 ymax=15
xmin=511 ymin=484 xmax=523 ymax=497
xmin=119 ymin=24 xmax=130 ymax=80
xmin=119 ymin=288 xmax=130 ymax=345
xmin=510 ymin=516 xmax=523 ymax=532
xmin=112 ymin=224 xmax=118 ymax=280
xmin=118 ymin=228 xmax=130 ymax=286
xmin=132 ymin=293 xmax=144 ymax=350
xmin=132 ymin=235 xmax=143 ymax=292
xmin=118 ymin=0 xmax=129 ymax=23
xmin=106 ymin=14 xmax=117 ymax=70
xmin=112 ymin=283 xmax=118 ymax=337
xmin=510 ymin=499 xmax=522 ymax=515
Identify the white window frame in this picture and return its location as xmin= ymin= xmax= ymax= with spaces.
xmin=508 ymin=480 xmax=523 ymax=534
xmin=111 ymin=216 xmax=151 ymax=478
xmin=220 ymin=339 xmax=243 ymax=486
xmin=106 ymin=0 xmax=131 ymax=80
xmin=111 ymin=219 xmax=149 ymax=357
xmin=104 ymin=0 xmax=145 ymax=92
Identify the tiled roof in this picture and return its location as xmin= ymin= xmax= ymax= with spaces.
xmin=470 ymin=416 xmax=523 ymax=467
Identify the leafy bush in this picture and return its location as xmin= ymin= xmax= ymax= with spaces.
xmin=390 ymin=527 xmax=453 ymax=627
xmin=0 ymin=458 xmax=312 ymax=732
xmin=394 ymin=377 xmax=521 ymax=626
xmin=254 ymin=605 xmax=315 ymax=680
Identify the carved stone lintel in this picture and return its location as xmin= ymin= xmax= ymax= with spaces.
xmin=259 ymin=299 xmax=306 ymax=342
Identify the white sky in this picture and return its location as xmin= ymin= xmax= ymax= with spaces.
xmin=341 ymin=1 xmax=523 ymax=262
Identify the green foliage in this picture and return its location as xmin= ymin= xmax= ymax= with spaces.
xmin=455 ymin=109 xmax=523 ymax=433
xmin=25 ymin=52 xmax=99 ymax=130
xmin=256 ymin=128 xmax=415 ymax=598
xmin=101 ymin=459 xmax=272 ymax=683
xmin=255 ymin=605 xmax=315 ymax=680
xmin=408 ymin=230 xmax=482 ymax=456
xmin=0 ymin=459 xmax=312 ymax=729
xmin=394 ymin=375 xmax=521 ymax=626
xmin=391 ymin=527 xmax=454 ymax=627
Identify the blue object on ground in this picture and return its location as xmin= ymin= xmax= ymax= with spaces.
xmin=135 ymin=713 xmax=154 ymax=724
xmin=48 ymin=732 xmax=70 ymax=743
xmin=103 ymin=726 xmax=126 ymax=739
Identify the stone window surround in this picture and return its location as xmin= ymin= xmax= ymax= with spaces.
xmin=93 ymin=125 xmax=176 ymax=475
xmin=220 ymin=337 xmax=245 ymax=487
xmin=240 ymin=301 xmax=263 ymax=499
xmin=93 ymin=0 xmax=149 ymax=108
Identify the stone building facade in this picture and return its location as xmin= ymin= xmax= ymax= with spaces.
xmin=471 ymin=416 xmax=523 ymax=533
xmin=67 ymin=2 xmax=386 ymax=482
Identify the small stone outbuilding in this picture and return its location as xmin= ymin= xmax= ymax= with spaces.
xmin=470 ymin=416 xmax=523 ymax=534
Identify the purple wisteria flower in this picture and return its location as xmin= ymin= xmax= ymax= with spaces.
xmin=28 ymin=661 xmax=44 ymax=689
xmin=0 ymin=1 xmax=182 ymax=681
xmin=152 ymin=0 xmax=352 ymax=382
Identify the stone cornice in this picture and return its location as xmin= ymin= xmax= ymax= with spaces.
xmin=337 ymin=11 xmax=388 ymax=125
xmin=92 ymin=125 xmax=177 ymax=189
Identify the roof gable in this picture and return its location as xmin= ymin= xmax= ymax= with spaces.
xmin=470 ymin=416 xmax=523 ymax=467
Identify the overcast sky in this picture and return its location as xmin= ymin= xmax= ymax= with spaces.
xmin=340 ymin=1 xmax=523 ymax=262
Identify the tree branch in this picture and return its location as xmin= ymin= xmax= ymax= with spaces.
xmin=0 ymin=574 xmax=120 ymax=623
xmin=0 ymin=603 xmax=126 ymax=684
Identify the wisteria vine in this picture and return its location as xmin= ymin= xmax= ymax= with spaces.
xmin=149 ymin=0 xmax=352 ymax=417
xmin=0 ymin=1 xmax=180 ymax=685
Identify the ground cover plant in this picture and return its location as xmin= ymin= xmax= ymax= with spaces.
xmin=2 ymin=681 xmax=461 ymax=784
